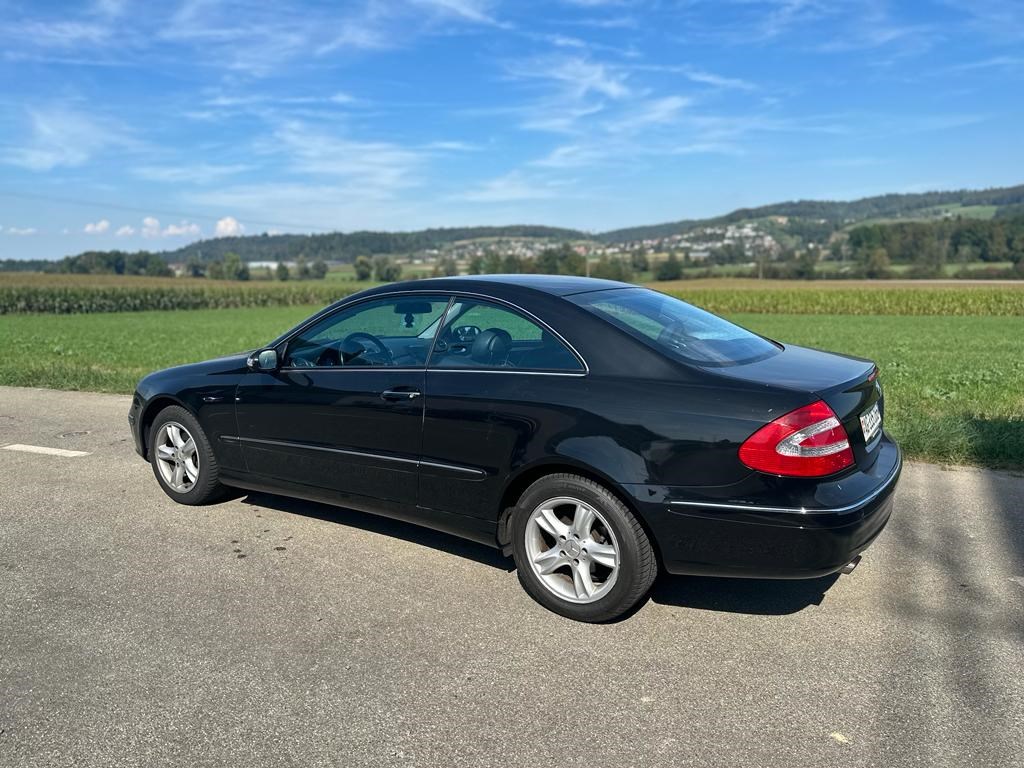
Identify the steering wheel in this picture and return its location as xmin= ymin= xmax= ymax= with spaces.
xmin=342 ymin=332 xmax=393 ymax=364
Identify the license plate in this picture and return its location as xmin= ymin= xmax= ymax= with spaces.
xmin=860 ymin=403 xmax=882 ymax=444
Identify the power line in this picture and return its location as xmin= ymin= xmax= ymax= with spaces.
xmin=0 ymin=189 xmax=338 ymax=233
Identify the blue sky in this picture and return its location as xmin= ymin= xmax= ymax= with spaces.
xmin=1 ymin=0 xmax=1022 ymax=259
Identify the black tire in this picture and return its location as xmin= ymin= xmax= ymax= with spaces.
xmin=148 ymin=405 xmax=227 ymax=505
xmin=511 ymin=473 xmax=657 ymax=622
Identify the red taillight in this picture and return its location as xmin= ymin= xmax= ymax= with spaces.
xmin=738 ymin=400 xmax=854 ymax=478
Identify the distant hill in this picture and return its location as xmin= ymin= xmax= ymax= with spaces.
xmin=164 ymin=225 xmax=587 ymax=264
xmin=36 ymin=182 xmax=1024 ymax=268
xmin=595 ymin=184 xmax=1024 ymax=243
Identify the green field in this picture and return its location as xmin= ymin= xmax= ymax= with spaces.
xmin=5 ymin=273 xmax=1024 ymax=316
xmin=1 ymin=304 xmax=1020 ymax=469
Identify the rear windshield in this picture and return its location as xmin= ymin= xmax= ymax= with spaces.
xmin=570 ymin=287 xmax=780 ymax=367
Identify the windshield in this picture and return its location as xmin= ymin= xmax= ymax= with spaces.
xmin=571 ymin=288 xmax=780 ymax=367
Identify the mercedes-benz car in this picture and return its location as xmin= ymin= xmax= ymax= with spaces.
xmin=129 ymin=275 xmax=900 ymax=622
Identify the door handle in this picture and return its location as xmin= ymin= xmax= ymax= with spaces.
xmin=380 ymin=389 xmax=422 ymax=401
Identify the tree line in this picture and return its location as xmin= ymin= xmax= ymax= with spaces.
xmin=183 ymin=253 xmax=329 ymax=281
xmin=26 ymin=249 xmax=335 ymax=282
xmin=845 ymin=215 xmax=1024 ymax=277
xmin=42 ymin=250 xmax=174 ymax=277
xmin=165 ymin=225 xmax=586 ymax=265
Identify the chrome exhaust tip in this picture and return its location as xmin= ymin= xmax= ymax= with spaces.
xmin=840 ymin=555 xmax=862 ymax=575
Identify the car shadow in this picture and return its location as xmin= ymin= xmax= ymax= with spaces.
xmin=648 ymin=572 xmax=841 ymax=616
xmin=238 ymin=491 xmax=515 ymax=572
xmin=238 ymin=491 xmax=843 ymax=616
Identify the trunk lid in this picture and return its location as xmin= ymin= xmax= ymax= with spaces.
xmin=712 ymin=343 xmax=884 ymax=471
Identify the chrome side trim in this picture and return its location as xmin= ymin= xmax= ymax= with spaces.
xmin=427 ymin=368 xmax=587 ymax=378
xmin=223 ymin=435 xmax=486 ymax=477
xmin=418 ymin=459 xmax=486 ymax=476
xmin=669 ymin=451 xmax=901 ymax=516
xmin=277 ymin=366 xmax=426 ymax=373
xmin=274 ymin=366 xmax=585 ymax=378
xmin=234 ymin=435 xmax=418 ymax=466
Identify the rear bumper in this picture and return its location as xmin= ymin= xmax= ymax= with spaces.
xmin=624 ymin=435 xmax=901 ymax=578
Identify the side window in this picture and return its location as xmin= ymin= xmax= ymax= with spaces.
xmin=284 ymin=295 xmax=450 ymax=368
xmin=429 ymin=299 xmax=583 ymax=372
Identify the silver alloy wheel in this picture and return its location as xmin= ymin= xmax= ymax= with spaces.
xmin=524 ymin=496 xmax=620 ymax=604
xmin=154 ymin=421 xmax=200 ymax=493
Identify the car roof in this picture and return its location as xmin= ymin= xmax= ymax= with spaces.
xmin=359 ymin=274 xmax=636 ymax=299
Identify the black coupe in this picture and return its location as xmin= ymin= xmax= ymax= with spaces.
xmin=130 ymin=275 xmax=900 ymax=621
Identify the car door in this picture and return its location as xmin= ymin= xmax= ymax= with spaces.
xmin=234 ymin=294 xmax=451 ymax=508
xmin=419 ymin=297 xmax=587 ymax=521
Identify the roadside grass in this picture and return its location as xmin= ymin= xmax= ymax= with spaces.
xmin=0 ymin=305 xmax=314 ymax=393
xmin=1 ymin=307 xmax=1021 ymax=470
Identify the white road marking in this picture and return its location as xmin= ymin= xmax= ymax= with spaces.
xmin=1 ymin=443 xmax=91 ymax=458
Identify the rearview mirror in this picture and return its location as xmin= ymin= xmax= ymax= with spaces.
xmin=394 ymin=300 xmax=435 ymax=329
xmin=394 ymin=300 xmax=434 ymax=316
xmin=248 ymin=348 xmax=279 ymax=371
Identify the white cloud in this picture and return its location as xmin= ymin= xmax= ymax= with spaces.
xmin=162 ymin=221 xmax=202 ymax=237
xmin=1 ymin=107 xmax=135 ymax=171
xmin=424 ymin=140 xmax=480 ymax=151
xmin=189 ymin=182 xmax=436 ymax=232
xmin=272 ymin=120 xmax=424 ymax=197
xmin=83 ymin=218 xmax=110 ymax=234
xmin=5 ymin=227 xmax=38 ymax=236
xmin=607 ymin=95 xmax=691 ymax=133
xmin=532 ymin=144 xmax=608 ymax=169
xmin=92 ymin=0 xmax=127 ymax=17
xmin=508 ymin=55 xmax=631 ymax=100
xmin=520 ymin=102 xmax=606 ymax=134
xmin=134 ymin=216 xmax=204 ymax=238
xmin=141 ymin=216 xmax=162 ymax=238
xmin=214 ymin=216 xmax=246 ymax=237
xmin=682 ymin=69 xmax=756 ymax=91
xmin=454 ymin=171 xmax=563 ymax=203
xmin=409 ymin=0 xmax=499 ymax=24
xmin=132 ymin=163 xmax=251 ymax=184
xmin=316 ymin=21 xmax=392 ymax=55
xmin=318 ymin=0 xmax=504 ymax=55
xmin=115 ymin=225 xmax=136 ymax=237
xmin=6 ymin=20 xmax=111 ymax=48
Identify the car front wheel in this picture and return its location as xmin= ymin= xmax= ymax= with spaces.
xmin=148 ymin=405 xmax=226 ymax=505
xmin=511 ymin=473 xmax=657 ymax=622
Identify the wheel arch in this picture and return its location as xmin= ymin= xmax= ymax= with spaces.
xmin=138 ymin=395 xmax=188 ymax=460
xmin=496 ymin=459 xmax=663 ymax=567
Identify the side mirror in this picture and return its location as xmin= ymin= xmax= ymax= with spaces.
xmin=247 ymin=348 xmax=279 ymax=371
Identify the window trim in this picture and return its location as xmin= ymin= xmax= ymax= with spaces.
xmin=272 ymin=289 xmax=589 ymax=376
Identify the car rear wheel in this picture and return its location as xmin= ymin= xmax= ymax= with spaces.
xmin=511 ymin=473 xmax=657 ymax=622
xmin=149 ymin=405 xmax=226 ymax=505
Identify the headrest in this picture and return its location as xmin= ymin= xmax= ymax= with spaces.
xmin=471 ymin=328 xmax=512 ymax=365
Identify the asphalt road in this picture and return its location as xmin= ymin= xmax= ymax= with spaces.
xmin=1 ymin=385 xmax=1022 ymax=768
